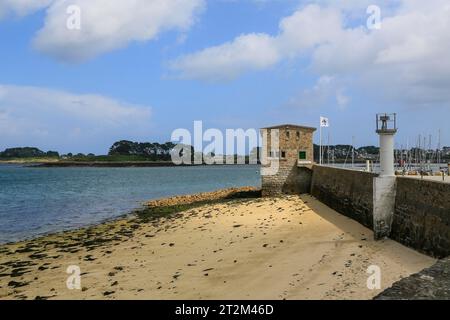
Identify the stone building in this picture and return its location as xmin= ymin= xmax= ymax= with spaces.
xmin=260 ymin=124 xmax=316 ymax=196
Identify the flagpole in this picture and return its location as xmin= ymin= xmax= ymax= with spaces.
xmin=327 ymin=131 xmax=330 ymax=165
xmin=319 ymin=120 xmax=322 ymax=165
xmin=319 ymin=116 xmax=330 ymax=165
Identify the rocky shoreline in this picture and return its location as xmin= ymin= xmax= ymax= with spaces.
xmin=145 ymin=187 xmax=260 ymax=208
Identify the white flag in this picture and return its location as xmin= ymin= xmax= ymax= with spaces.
xmin=320 ymin=116 xmax=329 ymax=127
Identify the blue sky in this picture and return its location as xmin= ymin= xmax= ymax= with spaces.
xmin=0 ymin=0 xmax=449 ymax=154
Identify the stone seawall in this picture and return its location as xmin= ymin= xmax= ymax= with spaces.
xmin=310 ymin=167 xmax=450 ymax=258
xmin=266 ymin=165 xmax=450 ymax=259
xmin=262 ymin=162 xmax=312 ymax=196
xmin=310 ymin=165 xmax=377 ymax=229
xmin=391 ymin=178 xmax=450 ymax=258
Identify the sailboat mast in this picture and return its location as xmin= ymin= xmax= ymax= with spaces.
xmin=351 ymin=136 xmax=355 ymax=168
xmin=438 ymin=129 xmax=442 ymax=164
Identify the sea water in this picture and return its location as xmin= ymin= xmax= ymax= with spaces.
xmin=0 ymin=164 xmax=261 ymax=244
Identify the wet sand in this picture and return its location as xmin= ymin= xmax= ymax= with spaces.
xmin=0 ymin=192 xmax=435 ymax=300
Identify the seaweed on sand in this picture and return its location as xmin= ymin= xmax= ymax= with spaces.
xmin=135 ymin=189 xmax=262 ymax=223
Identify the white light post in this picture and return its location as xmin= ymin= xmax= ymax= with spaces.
xmin=376 ymin=114 xmax=397 ymax=176
xmin=373 ymin=113 xmax=398 ymax=240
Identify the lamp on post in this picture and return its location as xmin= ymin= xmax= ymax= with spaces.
xmin=376 ymin=113 xmax=397 ymax=177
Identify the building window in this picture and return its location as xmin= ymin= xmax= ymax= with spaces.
xmin=269 ymin=151 xmax=281 ymax=158
xmin=281 ymin=151 xmax=286 ymax=158
xmin=286 ymin=131 xmax=290 ymax=138
xmin=296 ymin=131 xmax=300 ymax=139
xmin=299 ymin=151 xmax=307 ymax=160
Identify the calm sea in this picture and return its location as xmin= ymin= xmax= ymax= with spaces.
xmin=0 ymin=164 xmax=261 ymax=244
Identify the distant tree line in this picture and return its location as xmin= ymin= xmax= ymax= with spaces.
xmin=2 ymin=143 xmax=447 ymax=163
xmin=108 ymin=141 xmax=260 ymax=164
xmin=108 ymin=140 xmax=178 ymax=161
xmin=0 ymin=147 xmax=59 ymax=159
xmin=0 ymin=142 xmax=185 ymax=162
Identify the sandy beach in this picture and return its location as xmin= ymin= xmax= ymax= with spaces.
xmin=0 ymin=189 xmax=435 ymax=300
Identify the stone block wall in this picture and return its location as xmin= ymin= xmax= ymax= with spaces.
xmin=390 ymin=177 xmax=450 ymax=258
xmin=261 ymin=161 xmax=312 ymax=196
xmin=310 ymin=165 xmax=377 ymax=229
xmin=263 ymin=127 xmax=314 ymax=164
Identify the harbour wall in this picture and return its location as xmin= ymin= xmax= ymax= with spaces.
xmin=307 ymin=165 xmax=450 ymax=258
xmin=310 ymin=165 xmax=376 ymax=229
xmin=390 ymin=177 xmax=450 ymax=258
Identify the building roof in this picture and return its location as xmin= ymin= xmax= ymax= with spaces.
xmin=261 ymin=124 xmax=317 ymax=131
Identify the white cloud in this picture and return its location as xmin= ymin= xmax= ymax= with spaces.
xmin=171 ymin=5 xmax=339 ymax=81
xmin=0 ymin=0 xmax=53 ymax=18
xmin=0 ymin=84 xmax=152 ymax=152
xmin=1 ymin=0 xmax=205 ymax=62
xmin=170 ymin=1 xmax=450 ymax=108
xmin=336 ymin=89 xmax=350 ymax=108
xmin=170 ymin=33 xmax=280 ymax=81
xmin=314 ymin=0 xmax=399 ymax=14
xmin=313 ymin=1 xmax=450 ymax=106
xmin=288 ymin=76 xmax=348 ymax=109
xmin=29 ymin=0 xmax=205 ymax=62
xmin=277 ymin=5 xmax=342 ymax=56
